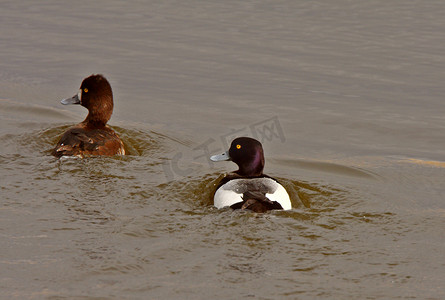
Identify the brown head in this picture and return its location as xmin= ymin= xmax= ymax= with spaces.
xmin=61 ymin=74 xmax=113 ymax=127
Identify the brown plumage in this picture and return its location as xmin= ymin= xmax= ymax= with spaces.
xmin=52 ymin=74 xmax=125 ymax=158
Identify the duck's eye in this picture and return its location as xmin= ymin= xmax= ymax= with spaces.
xmin=83 ymin=88 xmax=88 ymax=93
xmin=236 ymin=144 xmax=241 ymax=149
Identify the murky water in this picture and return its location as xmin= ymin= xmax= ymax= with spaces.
xmin=1 ymin=1 xmax=445 ymax=299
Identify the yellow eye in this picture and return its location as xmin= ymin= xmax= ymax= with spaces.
xmin=236 ymin=144 xmax=241 ymax=149
xmin=84 ymin=88 xmax=88 ymax=93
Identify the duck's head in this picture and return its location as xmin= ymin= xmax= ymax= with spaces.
xmin=210 ymin=137 xmax=265 ymax=177
xmin=61 ymin=74 xmax=113 ymax=127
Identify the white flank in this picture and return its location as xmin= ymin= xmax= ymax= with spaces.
xmin=214 ymin=178 xmax=292 ymax=210
xmin=214 ymin=188 xmax=243 ymax=209
xmin=266 ymin=184 xmax=292 ymax=210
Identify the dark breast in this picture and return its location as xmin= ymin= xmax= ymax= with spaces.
xmin=52 ymin=125 xmax=125 ymax=158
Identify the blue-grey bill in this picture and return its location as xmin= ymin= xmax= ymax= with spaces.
xmin=210 ymin=151 xmax=230 ymax=162
xmin=61 ymin=94 xmax=80 ymax=105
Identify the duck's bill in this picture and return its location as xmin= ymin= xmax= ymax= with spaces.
xmin=210 ymin=151 xmax=231 ymax=162
xmin=61 ymin=94 xmax=80 ymax=105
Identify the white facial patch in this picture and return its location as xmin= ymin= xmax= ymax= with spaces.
xmin=78 ymin=89 xmax=82 ymax=102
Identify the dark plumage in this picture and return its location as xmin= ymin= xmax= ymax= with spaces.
xmin=52 ymin=74 xmax=125 ymax=158
xmin=210 ymin=137 xmax=291 ymax=212
xmin=231 ymin=191 xmax=284 ymax=212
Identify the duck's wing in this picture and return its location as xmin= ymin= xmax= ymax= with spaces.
xmin=52 ymin=128 xmax=98 ymax=157
xmin=52 ymin=127 xmax=124 ymax=157
xmin=230 ymin=190 xmax=283 ymax=213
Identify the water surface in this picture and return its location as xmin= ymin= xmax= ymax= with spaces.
xmin=1 ymin=1 xmax=445 ymax=299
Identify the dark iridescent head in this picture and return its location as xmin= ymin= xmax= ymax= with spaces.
xmin=61 ymin=74 xmax=113 ymax=127
xmin=210 ymin=137 xmax=265 ymax=177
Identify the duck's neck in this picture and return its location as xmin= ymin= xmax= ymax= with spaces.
xmin=82 ymin=96 xmax=112 ymax=128
xmin=236 ymin=151 xmax=264 ymax=177
xmin=83 ymin=114 xmax=108 ymax=128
